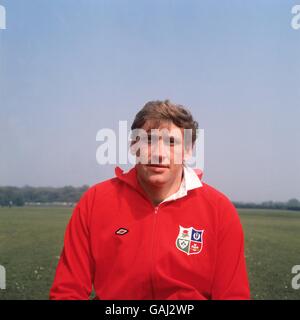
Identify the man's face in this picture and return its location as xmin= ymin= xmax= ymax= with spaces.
xmin=133 ymin=120 xmax=191 ymax=187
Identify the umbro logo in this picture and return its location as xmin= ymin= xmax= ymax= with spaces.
xmin=115 ymin=228 xmax=129 ymax=235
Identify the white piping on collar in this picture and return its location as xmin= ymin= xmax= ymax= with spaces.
xmin=161 ymin=165 xmax=203 ymax=204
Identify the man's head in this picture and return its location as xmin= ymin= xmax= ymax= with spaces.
xmin=130 ymin=99 xmax=198 ymax=188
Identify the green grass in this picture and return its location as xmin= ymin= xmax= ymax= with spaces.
xmin=239 ymin=209 xmax=300 ymax=300
xmin=0 ymin=207 xmax=299 ymax=300
xmin=0 ymin=206 xmax=71 ymax=300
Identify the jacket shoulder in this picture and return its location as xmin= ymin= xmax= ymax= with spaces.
xmin=81 ymin=177 xmax=120 ymax=202
xmin=200 ymin=182 xmax=234 ymax=207
xmin=198 ymin=182 xmax=239 ymax=225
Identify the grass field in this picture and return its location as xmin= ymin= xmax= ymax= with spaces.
xmin=0 ymin=206 xmax=299 ymax=300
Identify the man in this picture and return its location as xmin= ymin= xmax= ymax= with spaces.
xmin=50 ymin=100 xmax=250 ymax=300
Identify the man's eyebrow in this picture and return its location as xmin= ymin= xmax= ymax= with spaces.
xmin=146 ymin=131 xmax=173 ymax=136
xmin=145 ymin=128 xmax=158 ymax=132
xmin=145 ymin=128 xmax=173 ymax=132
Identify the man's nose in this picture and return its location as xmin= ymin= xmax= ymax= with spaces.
xmin=151 ymin=138 xmax=170 ymax=163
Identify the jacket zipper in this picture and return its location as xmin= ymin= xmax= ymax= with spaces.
xmin=150 ymin=205 xmax=159 ymax=299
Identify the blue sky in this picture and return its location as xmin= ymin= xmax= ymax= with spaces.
xmin=0 ymin=0 xmax=299 ymax=202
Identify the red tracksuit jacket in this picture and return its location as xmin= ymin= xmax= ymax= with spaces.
xmin=49 ymin=166 xmax=250 ymax=300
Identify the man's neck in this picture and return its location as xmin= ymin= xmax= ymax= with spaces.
xmin=137 ymin=167 xmax=184 ymax=207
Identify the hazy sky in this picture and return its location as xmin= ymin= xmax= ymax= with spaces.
xmin=0 ymin=0 xmax=299 ymax=202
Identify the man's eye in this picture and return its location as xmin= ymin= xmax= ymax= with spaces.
xmin=162 ymin=136 xmax=177 ymax=145
xmin=147 ymin=135 xmax=159 ymax=144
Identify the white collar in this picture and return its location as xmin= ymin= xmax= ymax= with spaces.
xmin=161 ymin=165 xmax=203 ymax=204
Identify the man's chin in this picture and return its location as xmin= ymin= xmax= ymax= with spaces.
xmin=146 ymin=173 xmax=169 ymax=186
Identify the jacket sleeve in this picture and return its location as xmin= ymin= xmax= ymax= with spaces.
xmin=211 ymin=198 xmax=250 ymax=300
xmin=49 ymin=191 xmax=95 ymax=300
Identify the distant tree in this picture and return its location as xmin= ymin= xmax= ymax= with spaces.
xmin=287 ymin=198 xmax=300 ymax=210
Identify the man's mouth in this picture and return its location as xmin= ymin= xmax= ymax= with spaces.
xmin=146 ymin=164 xmax=169 ymax=168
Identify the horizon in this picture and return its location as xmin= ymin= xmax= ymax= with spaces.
xmin=0 ymin=182 xmax=299 ymax=204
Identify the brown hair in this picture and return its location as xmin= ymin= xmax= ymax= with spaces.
xmin=131 ymin=99 xmax=199 ymax=145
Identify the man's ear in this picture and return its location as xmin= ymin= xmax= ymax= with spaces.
xmin=129 ymin=136 xmax=139 ymax=154
xmin=183 ymin=145 xmax=193 ymax=162
xmin=130 ymin=140 xmax=139 ymax=157
xmin=129 ymin=140 xmax=135 ymax=154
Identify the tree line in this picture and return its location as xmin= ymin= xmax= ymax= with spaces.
xmin=0 ymin=185 xmax=89 ymax=206
xmin=233 ymin=199 xmax=300 ymax=211
xmin=0 ymin=186 xmax=299 ymax=211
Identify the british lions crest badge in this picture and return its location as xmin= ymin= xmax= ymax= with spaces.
xmin=176 ymin=226 xmax=204 ymax=255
